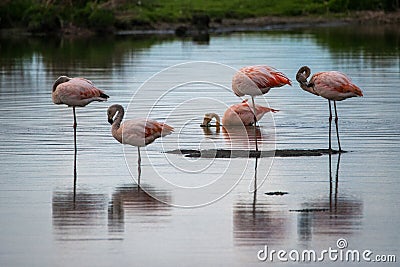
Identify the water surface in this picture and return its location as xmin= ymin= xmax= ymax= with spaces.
xmin=0 ymin=24 xmax=399 ymax=266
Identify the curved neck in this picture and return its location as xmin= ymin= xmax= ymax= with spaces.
xmin=52 ymin=76 xmax=71 ymax=92
xmin=209 ymin=113 xmax=221 ymax=127
xmin=296 ymin=66 xmax=316 ymax=95
xmin=112 ymin=106 xmax=125 ymax=143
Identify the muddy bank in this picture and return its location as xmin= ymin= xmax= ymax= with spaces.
xmin=2 ymin=11 xmax=398 ymax=37
xmin=117 ymin=11 xmax=400 ymax=35
xmin=165 ymin=149 xmax=344 ymax=158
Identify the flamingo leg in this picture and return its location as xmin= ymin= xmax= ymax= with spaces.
xmin=137 ymin=147 xmax=141 ymax=186
xmin=334 ymin=152 xmax=341 ymax=211
xmin=333 ymin=101 xmax=342 ymax=152
xmin=73 ymin=106 xmax=77 ymax=189
xmin=251 ymin=96 xmax=259 ymax=152
xmin=328 ymin=100 xmax=332 ymax=152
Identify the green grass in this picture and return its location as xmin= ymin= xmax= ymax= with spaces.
xmin=0 ymin=0 xmax=397 ymax=32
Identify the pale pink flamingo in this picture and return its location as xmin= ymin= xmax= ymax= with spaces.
xmin=107 ymin=104 xmax=174 ymax=184
xmin=201 ymin=99 xmax=278 ymax=128
xmin=232 ymin=65 xmax=291 ymax=150
xmin=296 ymin=66 xmax=363 ymax=152
xmin=52 ymin=76 xmax=109 ymax=184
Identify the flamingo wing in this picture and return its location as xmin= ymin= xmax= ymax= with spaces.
xmin=121 ymin=118 xmax=173 ymax=147
xmin=54 ymin=78 xmax=109 ymax=106
xmin=312 ymin=71 xmax=363 ymax=101
xmin=241 ymin=65 xmax=291 ymax=90
xmin=223 ymin=100 xmax=277 ymax=125
xmin=232 ymin=65 xmax=291 ymax=96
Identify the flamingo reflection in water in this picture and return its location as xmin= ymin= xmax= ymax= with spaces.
xmin=108 ymin=185 xmax=171 ymax=233
xmin=295 ymin=154 xmax=363 ymax=241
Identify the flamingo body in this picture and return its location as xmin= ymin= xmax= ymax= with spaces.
xmin=107 ymin=104 xmax=173 ymax=184
xmin=203 ymin=99 xmax=278 ymax=127
xmin=232 ymin=65 xmax=291 ymax=97
xmin=299 ymin=70 xmax=363 ymax=101
xmin=296 ymin=66 xmax=363 ymax=151
xmin=112 ymin=118 xmax=174 ymax=147
xmin=52 ymin=76 xmax=109 ymax=107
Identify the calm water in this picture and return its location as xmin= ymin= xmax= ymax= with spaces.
xmin=0 ymin=24 xmax=399 ymax=266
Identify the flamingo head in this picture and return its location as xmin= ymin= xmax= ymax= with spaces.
xmin=52 ymin=76 xmax=71 ymax=92
xmin=201 ymin=113 xmax=220 ymax=128
xmin=296 ymin=66 xmax=311 ymax=87
xmin=107 ymin=104 xmax=124 ymax=125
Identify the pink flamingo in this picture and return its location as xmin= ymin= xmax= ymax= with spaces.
xmin=107 ymin=104 xmax=174 ymax=184
xmin=202 ymin=99 xmax=278 ymax=128
xmin=296 ymin=66 xmax=363 ymax=152
xmin=52 ymin=76 xmax=109 ymax=182
xmin=232 ymin=65 xmax=291 ymax=150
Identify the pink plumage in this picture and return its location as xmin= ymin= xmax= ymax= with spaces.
xmin=107 ymin=104 xmax=173 ymax=184
xmin=296 ymin=66 xmax=363 ymax=151
xmin=52 ymin=76 xmax=109 ymax=107
xmin=308 ymin=71 xmax=363 ymax=101
xmin=222 ymin=99 xmax=278 ymax=126
xmin=232 ymin=65 xmax=291 ymax=97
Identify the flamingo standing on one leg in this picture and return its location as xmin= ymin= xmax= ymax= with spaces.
xmin=232 ymin=65 xmax=291 ymax=150
xmin=296 ymin=66 xmax=363 ymax=152
xmin=52 ymin=76 xmax=109 ymax=186
xmin=107 ymin=104 xmax=174 ymax=185
xmin=201 ymin=99 xmax=279 ymax=128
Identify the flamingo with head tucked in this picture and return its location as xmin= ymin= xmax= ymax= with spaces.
xmin=107 ymin=104 xmax=174 ymax=184
xmin=202 ymin=99 xmax=278 ymax=128
xmin=52 ymin=76 xmax=109 ymax=181
xmin=232 ymin=65 xmax=291 ymax=150
xmin=296 ymin=66 xmax=363 ymax=152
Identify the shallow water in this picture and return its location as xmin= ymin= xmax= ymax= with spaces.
xmin=0 ymin=24 xmax=399 ymax=266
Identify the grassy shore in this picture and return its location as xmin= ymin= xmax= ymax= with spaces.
xmin=0 ymin=0 xmax=399 ymax=35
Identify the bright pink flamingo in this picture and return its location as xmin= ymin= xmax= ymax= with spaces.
xmin=202 ymin=99 xmax=278 ymax=127
xmin=232 ymin=65 xmax=291 ymax=150
xmin=52 ymin=76 xmax=109 ymax=182
xmin=296 ymin=66 xmax=363 ymax=152
xmin=107 ymin=104 xmax=174 ymax=184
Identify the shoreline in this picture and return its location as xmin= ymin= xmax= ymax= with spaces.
xmin=113 ymin=10 xmax=400 ymax=36
xmin=1 ymin=11 xmax=399 ymax=37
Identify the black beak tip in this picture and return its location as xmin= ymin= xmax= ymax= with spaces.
xmin=108 ymin=118 xmax=113 ymax=124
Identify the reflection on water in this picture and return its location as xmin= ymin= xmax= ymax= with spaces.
xmin=311 ymin=25 xmax=400 ymax=67
xmin=234 ymin=155 xmax=289 ymax=246
xmin=1 ymin=24 xmax=399 ymax=266
xmin=296 ymin=153 xmax=363 ymax=241
xmin=222 ymin=126 xmax=263 ymax=150
xmin=52 ymin=191 xmax=109 ymax=240
xmin=108 ymin=185 xmax=171 ymax=233
xmin=234 ymin=202 xmax=289 ymax=246
xmin=234 ymin=152 xmax=363 ymax=247
xmin=53 ymin=185 xmax=171 ymax=239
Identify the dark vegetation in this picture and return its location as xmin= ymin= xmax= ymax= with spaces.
xmin=0 ymin=0 xmax=398 ymax=34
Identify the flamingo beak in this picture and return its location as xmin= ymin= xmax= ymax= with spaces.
xmin=108 ymin=118 xmax=114 ymax=124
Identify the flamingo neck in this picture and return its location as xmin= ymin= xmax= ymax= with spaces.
xmin=52 ymin=76 xmax=71 ymax=92
xmin=296 ymin=66 xmax=317 ymax=95
xmin=112 ymin=107 xmax=124 ymax=143
xmin=210 ymin=113 xmax=221 ymax=127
